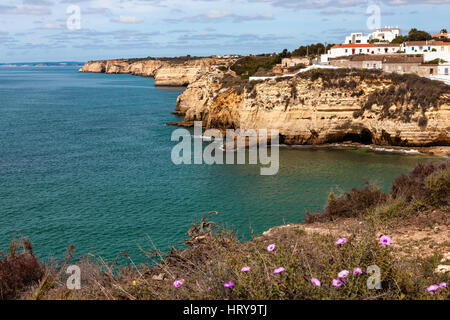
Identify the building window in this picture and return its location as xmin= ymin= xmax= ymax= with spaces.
xmin=359 ymin=49 xmax=362 ymax=53
xmin=430 ymin=68 xmax=434 ymax=75
xmin=367 ymin=49 xmax=370 ymax=52
xmin=345 ymin=49 xmax=348 ymax=53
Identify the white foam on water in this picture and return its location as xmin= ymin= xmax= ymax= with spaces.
xmin=368 ymin=146 xmax=421 ymax=154
xmin=192 ymin=135 xmax=223 ymax=141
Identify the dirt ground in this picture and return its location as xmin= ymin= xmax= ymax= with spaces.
xmin=262 ymin=207 xmax=450 ymax=261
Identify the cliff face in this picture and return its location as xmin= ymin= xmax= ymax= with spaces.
xmin=174 ymin=70 xmax=450 ymax=147
xmin=78 ymin=60 xmax=106 ymax=73
xmin=154 ymin=58 xmax=220 ymax=86
xmin=79 ymin=59 xmax=166 ymax=77
xmin=79 ymin=57 xmax=235 ymax=86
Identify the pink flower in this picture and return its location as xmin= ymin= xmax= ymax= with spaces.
xmin=353 ymin=267 xmax=363 ymax=275
xmin=427 ymin=285 xmax=439 ymax=292
xmin=379 ymin=235 xmax=392 ymax=246
xmin=338 ymin=270 xmax=349 ymax=278
xmin=267 ymin=244 xmax=276 ymax=252
xmin=241 ymin=266 xmax=251 ymax=272
xmin=208 ymin=286 xmax=213 ymax=290
xmin=439 ymin=282 xmax=447 ymax=289
xmin=311 ymin=278 xmax=321 ymax=287
xmin=332 ymin=278 xmax=342 ymax=287
xmin=224 ymin=281 xmax=235 ymax=288
xmin=335 ymin=237 xmax=347 ymax=245
xmin=173 ymin=279 xmax=184 ymax=287
xmin=274 ymin=267 xmax=285 ymax=274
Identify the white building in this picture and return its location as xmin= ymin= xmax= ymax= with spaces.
xmin=403 ymin=41 xmax=450 ymax=61
xmin=344 ymin=27 xmax=401 ymax=44
xmin=371 ymin=43 xmax=402 ymax=54
xmin=345 ymin=33 xmax=370 ymax=45
xmin=438 ymin=63 xmax=450 ymax=75
xmin=370 ymin=27 xmax=401 ymax=42
xmin=327 ymin=44 xmax=374 ymax=58
xmin=325 ymin=43 xmax=401 ymax=60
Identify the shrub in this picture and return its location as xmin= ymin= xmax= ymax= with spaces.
xmin=287 ymin=63 xmax=306 ymax=73
xmin=418 ymin=116 xmax=428 ymax=127
xmin=391 ymin=162 xmax=449 ymax=203
xmin=308 ymin=162 xmax=449 ymax=224
xmin=0 ymin=238 xmax=44 ymax=299
xmin=425 ymin=167 xmax=450 ymax=206
xmin=305 ymin=184 xmax=388 ymax=223
xmin=358 ymin=74 xmax=450 ymax=124
xmin=231 ymin=55 xmax=282 ymax=79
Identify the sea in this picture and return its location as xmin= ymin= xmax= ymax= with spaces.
xmin=0 ymin=66 xmax=440 ymax=262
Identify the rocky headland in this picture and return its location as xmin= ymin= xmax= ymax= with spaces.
xmin=79 ymin=58 xmax=450 ymax=150
xmin=79 ymin=57 xmax=237 ymax=87
xmin=174 ymin=69 xmax=450 ymax=148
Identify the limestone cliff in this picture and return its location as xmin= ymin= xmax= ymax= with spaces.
xmin=79 ymin=57 xmax=236 ymax=86
xmin=174 ymin=69 xmax=450 ymax=147
xmin=78 ymin=60 xmax=107 ymax=73
xmin=154 ymin=58 xmax=221 ymax=86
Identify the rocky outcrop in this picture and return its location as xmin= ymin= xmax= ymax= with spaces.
xmin=79 ymin=59 xmax=166 ymax=76
xmin=78 ymin=60 xmax=106 ymax=73
xmin=79 ymin=57 xmax=236 ymax=87
xmin=173 ymin=70 xmax=450 ymax=147
xmin=128 ymin=60 xmax=166 ymax=77
xmin=154 ymin=58 xmax=220 ymax=87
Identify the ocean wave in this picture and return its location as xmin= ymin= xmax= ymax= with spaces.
xmin=368 ymin=146 xmax=421 ymax=154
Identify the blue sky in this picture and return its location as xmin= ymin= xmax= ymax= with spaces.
xmin=0 ymin=0 xmax=449 ymax=62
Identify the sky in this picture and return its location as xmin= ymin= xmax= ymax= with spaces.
xmin=0 ymin=0 xmax=449 ymax=62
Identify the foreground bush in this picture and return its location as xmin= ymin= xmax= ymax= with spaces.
xmin=0 ymin=238 xmax=44 ymax=299
xmin=305 ymin=184 xmax=387 ymax=223
xmin=306 ymin=161 xmax=449 ymax=223
xmin=27 ymin=214 xmax=446 ymax=300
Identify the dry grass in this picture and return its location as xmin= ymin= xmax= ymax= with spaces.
xmin=2 ymin=163 xmax=449 ymax=300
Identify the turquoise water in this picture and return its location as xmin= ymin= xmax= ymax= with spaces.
xmin=0 ymin=67 xmax=439 ymax=262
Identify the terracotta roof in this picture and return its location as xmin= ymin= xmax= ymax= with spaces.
xmin=332 ymin=44 xmax=374 ymax=48
xmin=432 ymin=33 xmax=450 ymax=38
xmin=432 ymin=42 xmax=450 ymax=46
xmin=403 ymin=40 xmax=436 ymax=46
xmin=382 ymin=55 xmax=423 ymax=64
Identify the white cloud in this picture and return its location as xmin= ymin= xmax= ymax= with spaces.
xmin=40 ymin=23 xmax=64 ymax=29
xmin=204 ymin=10 xmax=231 ymax=19
xmin=111 ymin=16 xmax=145 ymax=24
xmin=0 ymin=5 xmax=51 ymax=15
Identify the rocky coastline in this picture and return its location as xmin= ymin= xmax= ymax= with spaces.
xmin=78 ymin=57 xmax=237 ymax=87
xmin=79 ymin=58 xmax=450 ymax=153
